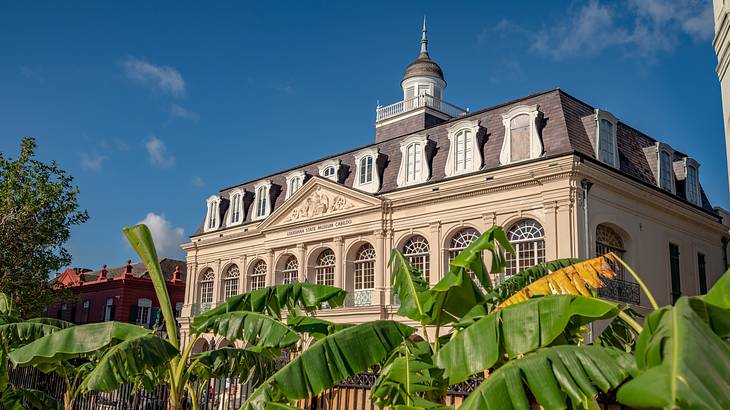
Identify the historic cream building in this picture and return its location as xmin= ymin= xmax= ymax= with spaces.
xmin=714 ymin=0 xmax=730 ymax=184
xmin=180 ymin=22 xmax=729 ymax=348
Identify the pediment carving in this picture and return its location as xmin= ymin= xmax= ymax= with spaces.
xmin=285 ymin=186 xmax=355 ymax=222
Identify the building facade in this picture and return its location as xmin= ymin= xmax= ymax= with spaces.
xmin=713 ymin=0 xmax=730 ymax=184
xmin=180 ymin=23 xmax=729 ymax=348
xmin=52 ymin=259 xmax=186 ymax=329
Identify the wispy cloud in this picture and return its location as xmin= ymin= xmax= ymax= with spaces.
xmin=123 ymin=57 xmax=185 ymax=96
xmin=80 ymin=153 xmax=106 ymax=172
xmin=145 ymin=136 xmax=175 ymax=168
xmin=135 ymin=212 xmax=184 ymax=258
xmin=170 ymin=104 xmax=199 ymax=120
xmin=191 ymin=176 xmax=205 ymax=187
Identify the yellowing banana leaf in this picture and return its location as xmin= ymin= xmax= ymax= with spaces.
xmin=241 ymin=320 xmax=415 ymax=409
xmin=498 ymin=254 xmax=618 ymax=308
xmin=389 ymin=249 xmax=433 ymax=322
xmin=80 ymin=334 xmax=178 ymax=392
xmin=616 ymin=296 xmax=730 ymax=410
xmin=191 ymin=311 xmax=299 ymax=352
xmin=460 ymin=346 xmax=635 ymax=410
xmin=435 ymin=295 xmax=620 ymax=384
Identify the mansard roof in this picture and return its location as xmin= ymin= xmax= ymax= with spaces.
xmin=193 ymin=88 xmax=716 ymax=236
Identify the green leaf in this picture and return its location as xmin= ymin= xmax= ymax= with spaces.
xmin=0 ymin=294 xmax=19 ymax=320
xmin=371 ymin=343 xmax=442 ymax=409
xmin=0 ymin=322 xmax=66 ymax=348
xmin=8 ymin=321 xmax=151 ymax=366
xmin=617 ymin=297 xmax=730 ymax=410
xmin=1 ymin=387 xmax=60 ymax=410
xmin=190 ymin=347 xmax=276 ymax=387
xmin=597 ymin=308 xmax=641 ymax=352
xmin=389 ymin=249 xmax=433 ymax=322
xmin=191 ymin=311 xmax=299 ymax=351
xmin=285 ymin=316 xmax=353 ymax=340
xmin=24 ymin=317 xmax=74 ymax=329
xmin=241 ymin=320 xmax=415 ymax=409
xmin=436 ymin=295 xmax=620 ymax=384
xmin=80 ymin=334 xmax=178 ymax=392
xmin=123 ymin=224 xmax=179 ymax=349
xmin=704 ymin=267 xmax=730 ymax=308
xmin=449 ymin=226 xmax=513 ymax=291
xmin=427 ymin=267 xmax=484 ymax=326
xmin=460 ymin=346 xmax=635 ymax=410
xmin=484 ymin=258 xmax=581 ymax=305
xmin=192 ymin=283 xmax=346 ymax=324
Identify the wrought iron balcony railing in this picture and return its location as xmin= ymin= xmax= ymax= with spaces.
xmin=598 ymin=279 xmax=641 ymax=305
xmin=376 ymin=94 xmax=468 ymax=122
xmin=191 ymin=302 xmax=213 ymax=317
xmin=343 ymin=289 xmax=374 ymax=307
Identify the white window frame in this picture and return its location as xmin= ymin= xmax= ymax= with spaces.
xmin=499 ymin=104 xmax=543 ymax=165
xmin=226 ymin=188 xmax=245 ymax=226
xmin=223 ymin=264 xmax=240 ymax=300
xmin=318 ymin=159 xmax=340 ymax=181
xmin=656 ymin=142 xmax=676 ymax=194
xmin=204 ymin=195 xmax=221 ymax=232
xmin=136 ymin=298 xmax=152 ymax=325
xmin=353 ymin=147 xmax=380 ymax=193
xmin=684 ymin=158 xmax=701 ymax=206
xmin=397 ymin=133 xmax=430 ymax=187
xmin=285 ymin=171 xmax=306 ymax=199
xmin=594 ymin=109 xmax=619 ymax=168
xmin=445 ymin=119 xmax=482 ymax=177
xmin=253 ymin=180 xmax=272 ymax=221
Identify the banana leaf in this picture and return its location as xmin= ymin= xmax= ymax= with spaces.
xmin=191 ymin=311 xmax=299 ymax=352
xmin=484 ymin=258 xmax=581 ymax=305
xmin=285 ymin=316 xmax=353 ymax=340
xmin=498 ymin=254 xmax=618 ymax=308
xmin=24 ymin=317 xmax=75 ymax=329
xmin=190 ymin=347 xmax=277 ymax=387
xmin=460 ymin=346 xmax=635 ymax=410
xmin=389 ymin=249 xmax=433 ymax=322
xmin=1 ymin=387 xmax=60 ymax=410
xmin=0 ymin=322 xmax=66 ymax=348
xmin=9 ymin=321 xmax=151 ymax=366
xmin=702 ymin=267 xmax=730 ymax=337
xmin=241 ymin=320 xmax=415 ymax=409
xmin=436 ymin=295 xmax=620 ymax=384
xmin=0 ymin=293 xmax=19 ymax=320
xmin=449 ymin=226 xmax=513 ymax=291
xmin=616 ymin=296 xmax=730 ymax=410
xmin=427 ymin=266 xmax=485 ymax=326
xmin=80 ymin=334 xmax=178 ymax=392
xmin=371 ymin=342 xmax=444 ymax=409
xmin=192 ymin=283 xmax=346 ymax=325
xmin=596 ymin=308 xmax=641 ymax=352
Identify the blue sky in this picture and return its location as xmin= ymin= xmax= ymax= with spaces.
xmin=1 ymin=0 xmax=728 ymax=270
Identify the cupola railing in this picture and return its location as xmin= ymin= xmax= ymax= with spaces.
xmin=376 ymin=93 xmax=468 ymax=122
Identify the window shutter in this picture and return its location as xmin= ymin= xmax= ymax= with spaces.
xmin=128 ymin=305 xmax=139 ymax=324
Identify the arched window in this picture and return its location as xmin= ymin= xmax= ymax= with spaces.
xmin=315 ymin=249 xmax=336 ymax=286
xmin=448 ymin=228 xmax=480 ymax=264
xmin=136 ymin=298 xmax=152 ymax=326
xmin=403 ymin=236 xmax=430 ymax=281
xmin=230 ymin=193 xmax=242 ymax=224
xmin=596 ymin=224 xmax=625 ymax=279
xmin=199 ymin=269 xmax=215 ymax=304
xmin=323 ymin=166 xmax=336 ymax=178
xmin=659 ymin=148 xmax=674 ymax=192
xmin=289 ymin=177 xmax=301 ymax=195
xmin=205 ymin=196 xmax=220 ymax=231
xmin=453 ymin=129 xmax=473 ymax=173
xmin=354 ymin=244 xmax=376 ymax=291
xmin=510 ymin=114 xmax=531 ymax=162
xmin=598 ymin=119 xmax=616 ymax=165
xmin=505 ymin=219 xmax=545 ymax=276
xmin=223 ymin=265 xmax=240 ymax=299
xmin=249 ymin=260 xmax=267 ymax=291
xmin=282 ymin=256 xmax=299 ymax=284
xmin=359 ymin=156 xmax=373 ymax=184
xmin=405 ymin=143 xmax=422 ymax=183
xmin=255 ymin=186 xmax=268 ymax=219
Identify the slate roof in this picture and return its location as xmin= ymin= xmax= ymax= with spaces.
xmin=77 ymin=259 xmax=186 ymax=282
xmin=193 ymin=88 xmax=717 ymax=236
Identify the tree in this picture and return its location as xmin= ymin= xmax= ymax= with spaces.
xmin=0 ymin=137 xmax=88 ymax=318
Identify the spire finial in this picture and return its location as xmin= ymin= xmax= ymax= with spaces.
xmin=420 ymin=16 xmax=428 ymax=55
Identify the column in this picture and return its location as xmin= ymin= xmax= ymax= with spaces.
xmin=237 ymin=256 xmax=247 ymax=294
xmin=334 ymin=237 xmax=344 ymax=289
xmin=297 ymin=244 xmax=307 ymax=283
xmin=384 ymin=229 xmax=394 ymax=306
xmin=429 ymin=222 xmax=442 ymax=284
xmin=210 ymin=260 xmax=222 ymax=306
xmin=543 ymin=201 xmax=558 ymax=261
xmin=266 ymin=251 xmax=274 ymax=286
xmin=374 ymin=230 xmax=385 ymax=306
xmin=556 ymin=198 xmax=576 ymax=259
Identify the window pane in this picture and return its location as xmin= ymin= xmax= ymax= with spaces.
xmin=669 ymin=243 xmax=681 ymax=303
xmin=697 ymin=253 xmax=707 ymax=294
xmin=660 ymin=151 xmax=672 ymax=191
xmin=510 ymin=114 xmax=530 ymax=162
xmin=599 ymin=119 xmax=615 ymax=165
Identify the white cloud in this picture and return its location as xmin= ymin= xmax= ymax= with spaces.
xmin=80 ymin=153 xmax=105 ymax=172
xmin=123 ymin=57 xmax=185 ymax=96
xmin=191 ymin=176 xmax=204 ymax=187
xmin=170 ymin=104 xmax=199 ymax=120
xmin=145 ymin=137 xmax=175 ymax=168
xmin=136 ymin=212 xmax=185 ymax=258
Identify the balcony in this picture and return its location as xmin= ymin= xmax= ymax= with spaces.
xmin=191 ymin=302 xmax=213 ymax=317
xmin=598 ymin=279 xmax=641 ymax=305
xmin=344 ymin=290 xmax=374 ymax=307
xmin=376 ymin=94 xmax=468 ymax=122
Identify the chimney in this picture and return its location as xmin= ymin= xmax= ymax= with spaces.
xmin=119 ymin=260 xmax=134 ymax=280
xmin=96 ymin=265 xmax=109 ymax=282
xmin=171 ymin=265 xmax=182 ymax=283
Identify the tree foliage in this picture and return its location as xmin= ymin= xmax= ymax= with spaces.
xmin=0 ymin=138 xmax=88 ymax=318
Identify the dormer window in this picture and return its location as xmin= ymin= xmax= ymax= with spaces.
xmin=397 ymin=134 xmax=430 ymax=187
xmin=656 ymin=143 xmax=675 ymax=193
xmin=253 ymin=180 xmax=272 ymax=220
xmin=204 ymin=195 xmax=220 ymax=232
xmin=353 ymin=147 xmax=380 ymax=193
xmin=285 ymin=171 xmax=305 ymax=199
xmin=499 ymin=105 xmax=543 ymax=165
xmin=318 ymin=159 xmax=340 ymax=182
xmin=684 ymin=158 xmax=701 ymax=206
xmin=595 ymin=109 xmax=619 ymax=168
xmin=445 ymin=119 xmax=481 ymax=177
xmin=227 ymin=189 xmax=244 ymax=226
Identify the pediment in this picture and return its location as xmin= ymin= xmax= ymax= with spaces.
xmin=258 ymin=176 xmax=381 ymax=230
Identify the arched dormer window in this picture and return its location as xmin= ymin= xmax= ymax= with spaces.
xmin=227 ymin=189 xmax=244 ymax=226
xmin=499 ymin=105 xmax=543 ymax=165
xmin=397 ymin=134 xmax=430 ymax=187
xmin=656 ymin=143 xmax=675 ymax=193
xmin=684 ymin=158 xmax=701 ymax=206
xmin=285 ymin=171 xmax=305 ymax=199
xmin=253 ymin=180 xmax=272 ymax=220
xmin=353 ymin=147 xmax=380 ymax=193
xmin=204 ymin=195 xmax=221 ymax=232
xmin=445 ymin=119 xmax=482 ymax=177
xmin=595 ymin=110 xmax=619 ymax=168
xmin=318 ymin=159 xmax=340 ymax=182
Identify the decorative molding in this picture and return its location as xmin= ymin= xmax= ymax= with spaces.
xmin=252 ymin=180 xmax=272 ymax=221
xmin=353 ymin=147 xmax=380 ymax=193
xmin=226 ymin=188 xmax=245 ymax=227
xmin=444 ymin=119 xmax=482 ymax=177
xmin=285 ymin=186 xmax=355 ymax=222
xmin=204 ymin=195 xmax=221 ymax=232
xmin=285 ymin=170 xmax=306 ymax=200
xmin=499 ymin=104 xmax=543 ymax=165
xmin=397 ymin=133 xmax=430 ymax=187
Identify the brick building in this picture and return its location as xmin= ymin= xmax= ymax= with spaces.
xmin=51 ymin=259 xmax=186 ymax=328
